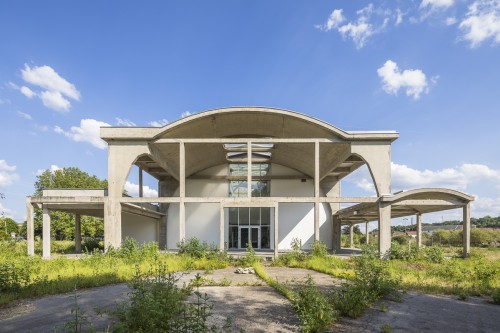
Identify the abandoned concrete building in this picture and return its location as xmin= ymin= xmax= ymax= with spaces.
xmin=26 ymin=107 xmax=474 ymax=258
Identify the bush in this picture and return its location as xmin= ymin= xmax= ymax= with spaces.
xmin=82 ymin=238 xmax=103 ymax=253
xmin=177 ymin=237 xmax=218 ymax=259
xmin=421 ymin=246 xmax=445 ymax=263
xmin=237 ymin=243 xmax=259 ymax=266
xmin=310 ymin=240 xmax=328 ymax=258
xmin=293 ymin=275 xmax=336 ymax=332
xmin=0 ymin=262 xmax=31 ymax=291
xmin=492 ymin=288 xmax=500 ymax=305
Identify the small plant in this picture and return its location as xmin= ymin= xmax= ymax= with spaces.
xmin=379 ymin=302 xmax=387 ymax=312
xmin=60 ymin=286 xmax=94 ymax=333
xmin=238 ymin=243 xmax=259 ymax=266
xmin=421 ymin=246 xmax=445 ymax=263
xmin=492 ymin=288 xmax=500 ymax=305
xmin=177 ymin=237 xmax=218 ymax=259
xmin=293 ymin=275 xmax=336 ymax=333
xmin=380 ymin=323 xmax=393 ymax=333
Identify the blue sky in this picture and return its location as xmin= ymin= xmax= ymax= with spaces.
xmin=1 ymin=0 xmax=499 ymax=226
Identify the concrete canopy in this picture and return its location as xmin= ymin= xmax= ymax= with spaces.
xmin=101 ymin=107 xmax=399 ymax=181
xmin=336 ymin=188 xmax=474 ymax=225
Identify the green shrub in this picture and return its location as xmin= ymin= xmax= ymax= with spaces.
xmin=329 ymin=284 xmax=373 ymax=318
xmin=238 ymin=243 xmax=259 ymax=266
xmin=293 ymin=275 xmax=336 ymax=332
xmin=177 ymin=237 xmax=218 ymax=259
xmin=0 ymin=262 xmax=31 ymax=291
xmin=421 ymin=246 xmax=445 ymax=263
xmin=310 ymin=240 xmax=328 ymax=258
xmin=82 ymin=238 xmax=103 ymax=253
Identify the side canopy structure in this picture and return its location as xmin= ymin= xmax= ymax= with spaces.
xmin=25 ymin=106 xmax=474 ymax=258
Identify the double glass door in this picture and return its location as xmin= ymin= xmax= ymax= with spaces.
xmin=239 ymin=226 xmax=260 ymax=249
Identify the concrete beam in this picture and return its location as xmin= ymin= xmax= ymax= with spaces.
xmin=118 ymin=196 xmax=378 ymax=204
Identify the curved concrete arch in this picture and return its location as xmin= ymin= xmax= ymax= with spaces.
xmin=383 ymin=188 xmax=475 ymax=203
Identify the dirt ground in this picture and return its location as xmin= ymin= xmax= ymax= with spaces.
xmin=1 ymin=267 xmax=499 ymax=333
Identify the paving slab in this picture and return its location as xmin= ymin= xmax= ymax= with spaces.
xmin=263 ymin=267 xmax=342 ymax=291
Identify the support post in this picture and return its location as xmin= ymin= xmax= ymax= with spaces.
xmin=179 ymin=142 xmax=186 ymax=242
xmin=463 ymin=203 xmax=471 ymax=258
xmin=365 ymin=221 xmax=370 ymax=244
xmin=247 ymin=141 xmax=252 ymax=198
xmin=220 ymin=203 xmax=225 ymax=251
xmin=274 ymin=205 xmax=279 ymax=258
xmin=332 ymin=215 xmax=342 ymax=253
xmin=349 ymin=224 xmax=354 ymax=248
xmin=42 ymin=205 xmax=51 ymax=259
xmin=26 ymin=198 xmax=34 ymax=256
xmin=75 ymin=214 xmax=82 ymax=254
xmin=138 ymin=167 xmax=143 ymax=198
xmin=378 ymin=203 xmax=392 ymax=258
xmin=314 ymin=141 xmax=320 ymax=241
xmin=416 ymin=213 xmax=422 ymax=250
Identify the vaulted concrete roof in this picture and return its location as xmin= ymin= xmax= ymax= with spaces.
xmin=336 ymin=188 xmax=475 ymax=225
xmin=101 ymin=107 xmax=399 ymax=180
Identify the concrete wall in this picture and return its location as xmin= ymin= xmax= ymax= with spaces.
xmin=121 ymin=212 xmax=158 ymax=245
xmin=166 ymin=163 xmax=333 ymax=250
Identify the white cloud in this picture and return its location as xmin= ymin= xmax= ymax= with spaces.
xmin=55 ymin=119 xmax=110 ymax=149
xmin=36 ymin=164 xmax=61 ymax=176
xmin=471 ymin=196 xmax=500 ymax=217
xmin=420 ymin=0 xmax=455 ymax=11
xmin=396 ymin=8 xmax=404 ymax=25
xmin=0 ymin=160 xmax=19 ymax=187
xmin=125 ymin=181 xmax=158 ymax=198
xmin=446 ymin=16 xmax=457 ymax=25
xmin=148 ymin=119 xmax=169 ymax=127
xmin=459 ymin=0 xmax=500 ymax=48
xmin=18 ymin=64 xmax=80 ymax=112
xmin=115 ymin=117 xmax=136 ymax=126
xmin=17 ymin=111 xmax=32 ymax=120
xmin=0 ymin=202 xmax=16 ymax=219
xmin=181 ymin=111 xmax=192 ymax=118
xmin=317 ymin=4 xmax=392 ymax=49
xmin=377 ymin=60 xmax=430 ymax=100
xmin=316 ymin=9 xmax=345 ymax=31
xmin=20 ymin=86 xmax=35 ymax=98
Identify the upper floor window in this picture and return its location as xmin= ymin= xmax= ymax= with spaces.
xmin=228 ymin=163 xmax=270 ymax=197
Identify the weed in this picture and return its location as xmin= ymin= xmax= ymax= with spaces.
xmin=380 ymin=323 xmax=393 ymax=333
xmin=379 ymin=302 xmax=387 ymax=312
xmin=492 ymin=288 xmax=500 ymax=305
xmin=310 ymin=240 xmax=328 ymax=258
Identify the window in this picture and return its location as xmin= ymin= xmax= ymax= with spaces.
xmin=228 ymin=207 xmax=271 ymax=249
xmin=228 ymin=163 xmax=270 ymax=197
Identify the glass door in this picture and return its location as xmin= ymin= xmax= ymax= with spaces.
xmin=239 ymin=226 xmax=260 ymax=249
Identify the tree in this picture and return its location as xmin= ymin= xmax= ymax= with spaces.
xmin=30 ymin=167 xmax=108 ymax=240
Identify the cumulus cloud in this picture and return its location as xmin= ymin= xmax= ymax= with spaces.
xmin=377 ymin=60 xmax=431 ymax=99
xmin=0 ymin=160 xmax=19 ymax=187
xmin=125 ymin=181 xmax=158 ymax=197
xmin=148 ymin=119 xmax=169 ymax=127
xmin=115 ymin=118 xmax=136 ymax=126
xmin=420 ymin=0 xmax=455 ymax=11
xmin=316 ymin=9 xmax=345 ymax=31
xmin=36 ymin=164 xmax=61 ymax=176
xmin=459 ymin=0 xmax=500 ymax=48
xmin=55 ymin=119 xmax=110 ymax=149
xmin=16 ymin=64 xmax=81 ymax=112
xmin=471 ymin=196 xmax=500 ymax=217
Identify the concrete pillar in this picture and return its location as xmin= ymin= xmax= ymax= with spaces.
xmin=274 ymin=205 xmax=279 ymax=258
xmin=75 ymin=214 xmax=82 ymax=254
xmin=26 ymin=198 xmax=34 ymax=256
xmin=42 ymin=206 xmax=51 ymax=259
xmin=365 ymin=221 xmax=370 ymax=244
xmin=332 ymin=215 xmax=342 ymax=253
xmin=104 ymin=197 xmax=121 ymax=250
xmin=349 ymin=224 xmax=354 ymax=248
xmin=247 ymin=141 xmax=252 ymax=197
xmin=179 ymin=142 xmax=186 ymax=242
xmin=314 ymin=141 xmax=320 ymax=241
xmin=378 ymin=203 xmax=392 ymax=258
xmin=138 ymin=167 xmax=143 ymax=198
xmin=158 ymin=178 xmax=179 ymax=249
xmin=351 ymin=143 xmax=392 ymax=196
xmin=416 ymin=213 xmax=422 ymax=250
xmin=219 ymin=204 xmax=225 ymax=251
xmin=463 ymin=203 xmax=471 ymax=258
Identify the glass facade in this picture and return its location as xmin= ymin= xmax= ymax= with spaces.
xmin=228 ymin=207 xmax=271 ymax=249
xmin=228 ymin=163 xmax=270 ymax=197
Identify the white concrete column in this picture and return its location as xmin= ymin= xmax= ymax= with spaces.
xmin=274 ymin=205 xmax=279 ymax=258
xmin=26 ymin=198 xmax=34 ymax=256
xmin=416 ymin=213 xmax=422 ymax=250
xmin=138 ymin=167 xmax=143 ymax=198
xmin=179 ymin=142 xmax=186 ymax=241
xmin=75 ymin=214 xmax=82 ymax=253
xmin=42 ymin=206 xmax=51 ymax=259
xmin=219 ymin=204 xmax=225 ymax=251
xmin=349 ymin=224 xmax=354 ymax=248
xmin=314 ymin=141 xmax=320 ymax=241
xmin=378 ymin=203 xmax=392 ymax=258
xmin=332 ymin=215 xmax=342 ymax=253
xmin=365 ymin=221 xmax=370 ymax=244
xmin=247 ymin=141 xmax=252 ymax=198
xmin=463 ymin=203 xmax=471 ymax=258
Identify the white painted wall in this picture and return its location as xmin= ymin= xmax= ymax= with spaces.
xmin=166 ymin=163 xmax=333 ymax=250
xmin=121 ymin=212 xmax=158 ymax=245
